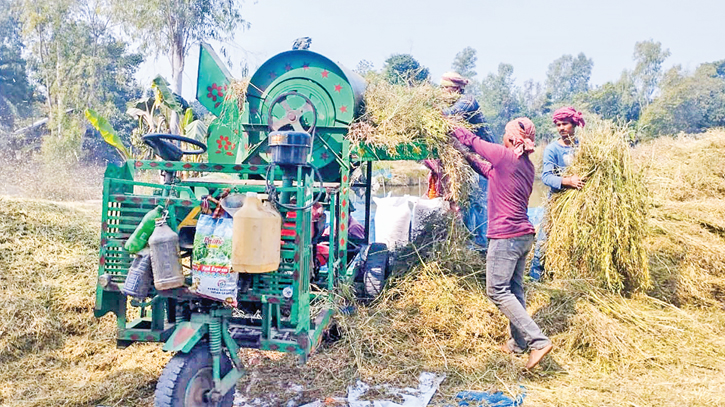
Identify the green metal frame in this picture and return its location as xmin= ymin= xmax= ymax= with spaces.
xmin=94 ymin=159 xmax=349 ymax=356
xmin=94 ymin=44 xmax=439 ymax=399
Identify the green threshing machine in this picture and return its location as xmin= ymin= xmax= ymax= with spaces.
xmin=94 ymin=43 xmax=432 ymax=406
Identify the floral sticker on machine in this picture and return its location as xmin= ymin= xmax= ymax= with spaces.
xmin=215 ymin=135 xmax=237 ymax=156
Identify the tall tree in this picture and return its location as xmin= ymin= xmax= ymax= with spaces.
xmin=17 ymin=0 xmax=142 ymax=160
xmin=477 ymin=63 xmax=522 ymax=137
xmin=545 ymin=53 xmax=593 ymax=102
xmin=520 ymin=79 xmax=550 ymax=115
xmin=585 ymin=71 xmax=640 ymax=124
xmin=354 ymin=59 xmax=374 ymax=76
xmin=114 ymin=0 xmax=248 ymax=97
xmin=383 ymin=54 xmax=430 ymax=86
xmin=0 ymin=0 xmax=34 ymax=131
xmin=631 ymin=39 xmax=671 ymax=107
xmin=451 ymin=46 xmax=477 ymax=79
xmin=639 ymin=62 xmax=725 ymax=136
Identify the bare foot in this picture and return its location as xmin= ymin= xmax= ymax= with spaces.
xmin=500 ymin=343 xmax=513 ymax=354
xmin=525 ymin=344 xmax=553 ymax=369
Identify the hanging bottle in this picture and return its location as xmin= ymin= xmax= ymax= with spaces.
xmin=149 ymin=218 xmax=185 ymax=290
xmin=232 ymin=192 xmax=281 ymax=273
xmin=125 ymin=205 xmax=164 ymax=253
xmin=121 ymin=249 xmax=154 ymax=298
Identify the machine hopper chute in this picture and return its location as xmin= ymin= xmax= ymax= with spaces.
xmin=196 ymin=44 xmax=366 ymax=179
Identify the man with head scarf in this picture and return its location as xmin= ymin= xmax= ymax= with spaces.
xmin=440 ymin=72 xmax=494 ymax=142
xmin=428 ymin=71 xmax=493 ymax=251
xmin=529 ymin=106 xmax=587 ymax=279
xmin=452 ymin=118 xmax=553 ymax=370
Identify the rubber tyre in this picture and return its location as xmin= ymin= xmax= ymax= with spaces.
xmin=363 ymin=243 xmax=390 ymax=298
xmin=154 ymin=344 xmax=235 ymax=407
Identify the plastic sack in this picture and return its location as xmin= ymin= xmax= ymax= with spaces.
xmin=373 ymin=195 xmax=412 ymax=250
xmin=190 ymin=213 xmax=238 ymax=306
xmin=411 ymin=197 xmax=449 ymax=240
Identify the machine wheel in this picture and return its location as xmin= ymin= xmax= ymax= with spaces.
xmin=363 ymin=243 xmax=390 ymax=298
xmin=154 ymin=344 xmax=234 ymax=407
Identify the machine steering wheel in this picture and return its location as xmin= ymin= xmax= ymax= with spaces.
xmin=267 ymin=91 xmax=318 ymax=134
xmin=142 ymin=133 xmax=207 ymax=161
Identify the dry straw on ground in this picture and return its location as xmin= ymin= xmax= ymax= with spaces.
xmin=633 ymin=129 xmax=725 ymax=307
xmin=0 ymin=197 xmax=167 ymax=407
xmin=544 ymin=121 xmax=650 ymax=292
xmin=234 ymin=214 xmax=725 ymax=406
xmin=233 ymin=130 xmax=725 ymax=406
xmin=347 ymin=73 xmax=478 ymax=203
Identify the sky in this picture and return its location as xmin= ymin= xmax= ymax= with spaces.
xmin=138 ymin=0 xmax=724 ymax=101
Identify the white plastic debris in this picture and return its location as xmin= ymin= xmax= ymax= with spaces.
xmin=300 ymin=372 xmax=446 ymax=407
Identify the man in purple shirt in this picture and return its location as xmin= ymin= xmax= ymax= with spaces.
xmin=452 ymin=118 xmax=553 ymax=369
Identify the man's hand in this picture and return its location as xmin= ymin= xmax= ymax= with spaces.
xmin=563 ymin=175 xmax=586 ymax=190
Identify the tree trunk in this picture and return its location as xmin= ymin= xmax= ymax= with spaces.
xmin=169 ymin=36 xmax=184 ymax=135
xmin=55 ymin=40 xmax=63 ymax=139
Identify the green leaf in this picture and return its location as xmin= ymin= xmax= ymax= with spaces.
xmin=85 ymin=108 xmax=130 ymax=160
xmin=181 ymin=108 xmax=194 ymax=133
xmin=152 ymin=75 xmax=183 ymax=115
xmin=184 ymin=120 xmax=208 ymax=143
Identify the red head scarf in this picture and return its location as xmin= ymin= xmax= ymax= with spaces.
xmin=552 ymin=106 xmax=586 ymax=128
xmin=504 ymin=117 xmax=536 ymax=158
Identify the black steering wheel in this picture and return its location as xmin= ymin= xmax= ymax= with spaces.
xmin=142 ymin=133 xmax=207 ymax=161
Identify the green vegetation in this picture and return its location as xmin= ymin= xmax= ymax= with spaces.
xmin=383 ymin=54 xmax=431 ymax=86
xmin=444 ymin=40 xmax=725 ymax=142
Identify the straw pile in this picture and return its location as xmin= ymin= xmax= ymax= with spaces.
xmin=348 ymin=73 xmax=478 ymax=203
xmin=544 ymin=121 xmax=650 ymax=292
xmin=226 ymin=78 xmax=250 ymax=113
xmin=233 ymin=215 xmax=725 ymax=406
xmin=633 ymin=129 xmax=725 ymax=307
xmin=0 ymin=197 xmax=166 ymax=407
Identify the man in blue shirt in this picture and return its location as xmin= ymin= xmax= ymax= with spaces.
xmin=530 ymin=107 xmax=586 ymax=279
xmin=439 ymin=72 xmax=494 ymax=251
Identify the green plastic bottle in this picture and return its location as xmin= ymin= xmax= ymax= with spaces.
xmin=124 ymin=205 xmax=164 ymax=253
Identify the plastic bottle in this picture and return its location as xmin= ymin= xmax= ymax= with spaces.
xmin=149 ymin=219 xmax=185 ymax=290
xmin=121 ymin=249 xmax=153 ymax=298
xmin=124 ymin=205 xmax=164 ymax=253
xmin=232 ymin=192 xmax=281 ymax=273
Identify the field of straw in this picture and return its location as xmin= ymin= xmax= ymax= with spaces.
xmin=0 ymin=198 xmax=168 ymax=406
xmin=1 ymin=130 xmax=724 ymax=406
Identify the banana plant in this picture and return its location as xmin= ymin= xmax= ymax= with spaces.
xmin=88 ymin=75 xmax=210 ymax=160
xmin=84 ymin=108 xmax=131 ymax=160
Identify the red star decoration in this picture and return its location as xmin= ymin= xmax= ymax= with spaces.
xmin=320 ymin=152 xmax=329 ymax=160
xmin=339 ymin=105 xmax=348 ymax=113
xmin=269 ymin=71 xmax=277 ymax=79
xmin=302 ymin=63 xmax=310 ymax=70
xmin=334 ymin=84 xmax=342 ymax=93
xmin=284 ymin=63 xmax=293 ymax=72
xmin=321 ymin=70 xmax=329 ymax=78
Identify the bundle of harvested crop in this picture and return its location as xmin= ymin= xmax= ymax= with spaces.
xmin=348 ymin=73 xmax=480 ymax=203
xmin=545 ymin=120 xmax=650 ymax=292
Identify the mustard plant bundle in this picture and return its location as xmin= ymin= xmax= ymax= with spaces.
xmin=545 ymin=120 xmax=650 ymax=292
xmin=348 ymin=73 xmax=478 ymax=203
